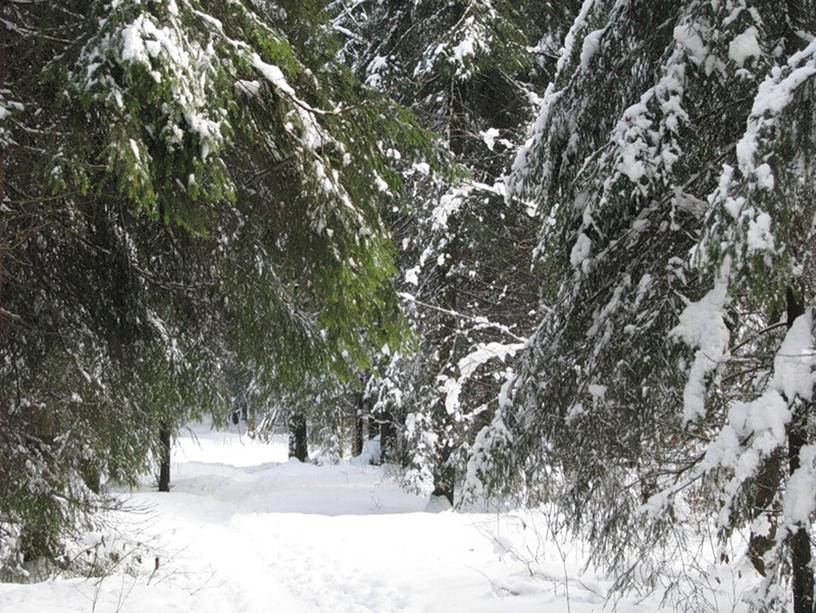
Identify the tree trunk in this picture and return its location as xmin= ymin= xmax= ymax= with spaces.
xmin=288 ymin=410 xmax=308 ymax=462
xmin=352 ymin=408 xmax=364 ymax=457
xmin=0 ymin=4 xmax=8 ymax=321
xmin=158 ymin=422 xmax=171 ymax=492
xmin=248 ymin=402 xmax=256 ymax=433
xmin=432 ymin=464 xmax=454 ymax=506
xmin=786 ymin=288 xmax=814 ymax=613
xmin=379 ymin=411 xmax=396 ymax=463
xmin=747 ymin=455 xmax=781 ymax=575
xmin=789 ymin=425 xmax=814 ymax=613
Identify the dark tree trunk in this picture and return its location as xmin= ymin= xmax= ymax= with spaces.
xmin=158 ymin=422 xmax=171 ymax=492
xmin=432 ymin=464 xmax=454 ymax=506
xmin=352 ymin=405 xmax=364 ymax=457
xmin=786 ymin=288 xmax=814 ymax=613
xmin=379 ymin=411 xmax=396 ymax=463
xmin=288 ymin=410 xmax=308 ymax=462
xmin=80 ymin=461 xmax=102 ymax=494
xmin=0 ymin=5 xmax=7 ymax=320
xmin=789 ymin=426 xmax=814 ymax=613
xmin=352 ymin=374 xmax=369 ymax=457
xmin=747 ymin=455 xmax=781 ymax=575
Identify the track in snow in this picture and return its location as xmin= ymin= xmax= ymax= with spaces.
xmin=0 ymin=422 xmax=682 ymax=613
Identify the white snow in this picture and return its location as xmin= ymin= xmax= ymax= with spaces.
xmin=457 ymin=342 xmax=525 ymax=380
xmin=700 ymin=311 xmax=816 ymax=533
xmin=728 ymin=27 xmax=761 ymax=68
xmin=480 ymin=128 xmax=500 ymax=151
xmin=579 ymin=29 xmax=603 ymax=71
xmin=785 ymin=445 xmax=816 ymax=527
xmin=746 ymin=211 xmax=774 ymax=252
xmin=671 ymin=273 xmax=730 ymax=424
xmin=569 ymin=232 xmax=592 ymax=269
xmin=252 ymin=53 xmax=296 ymax=97
xmin=772 ymin=311 xmax=816 ymax=402
xmin=0 ymin=421 xmax=684 ymax=613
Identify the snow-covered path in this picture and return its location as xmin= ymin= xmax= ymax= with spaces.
xmin=0 ymin=423 xmax=679 ymax=612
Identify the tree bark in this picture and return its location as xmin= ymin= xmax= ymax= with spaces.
xmin=352 ymin=403 xmax=364 ymax=457
xmin=352 ymin=375 xmax=369 ymax=457
xmin=288 ymin=410 xmax=308 ymax=462
xmin=786 ymin=288 xmax=814 ymax=613
xmin=158 ymin=422 xmax=171 ymax=492
xmin=378 ymin=410 xmax=396 ymax=464
xmin=432 ymin=464 xmax=454 ymax=506
xmin=0 ymin=2 xmax=8 ymax=322
xmin=789 ymin=425 xmax=814 ymax=613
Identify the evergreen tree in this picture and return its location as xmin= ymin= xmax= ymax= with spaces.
xmin=1 ymin=0 xmax=428 ymax=574
xmin=465 ymin=1 xmax=815 ymax=610
xmin=331 ymin=0 xmax=574 ymax=503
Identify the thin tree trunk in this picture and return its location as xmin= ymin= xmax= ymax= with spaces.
xmin=158 ymin=422 xmax=171 ymax=492
xmin=352 ymin=378 xmax=365 ymax=457
xmin=352 ymin=408 xmax=363 ymax=457
xmin=789 ymin=426 xmax=814 ymax=613
xmin=432 ymin=465 xmax=454 ymax=506
xmin=379 ymin=411 xmax=396 ymax=464
xmin=288 ymin=410 xmax=308 ymax=462
xmin=0 ymin=4 xmax=8 ymax=321
xmin=786 ymin=288 xmax=814 ymax=613
xmin=248 ymin=402 xmax=256 ymax=433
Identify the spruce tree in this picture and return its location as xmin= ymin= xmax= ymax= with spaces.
xmin=465 ymin=1 xmax=815 ymax=609
xmin=332 ymin=0 xmax=573 ymax=503
xmin=1 ymin=0 xmax=428 ymax=573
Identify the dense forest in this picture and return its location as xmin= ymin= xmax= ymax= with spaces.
xmin=2 ymin=1 xmax=815 ymax=611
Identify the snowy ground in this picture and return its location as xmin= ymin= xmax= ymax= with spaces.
xmin=0 ymin=422 xmax=747 ymax=612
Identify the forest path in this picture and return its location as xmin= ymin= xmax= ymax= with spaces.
xmin=0 ymin=421 xmax=675 ymax=613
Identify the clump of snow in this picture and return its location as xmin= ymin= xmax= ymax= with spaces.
xmin=746 ymin=211 xmax=774 ymax=252
xmin=404 ymin=266 xmax=420 ymax=286
xmin=480 ymin=127 xmax=500 ymax=151
xmin=350 ymin=436 xmax=381 ymax=466
xmin=569 ymin=232 xmax=592 ymax=268
xmin=673 ymin=23 xmax=708 ymax=68
xmin=457 ymin=342 xmax=525 ymax=380
xmin=701 ymin=312 xmax=815 ymax=533
xmin=728 ymin=27 xmax=761 ymax=67
xmin=671 ymin=274 xmax=730 ymax=424
xmin=251 ymin=53 xmax=296 ymax=97
xmin=587 ymin=383 xmax=606 ymax=401
xmin=772 ymin=311 xmax=816 ymax=402
xmin=234 ymin=79 xmax=261 ymax=96
xmin=784 ymin=445 xmax=816 ymax=527
xmin=365 ymin=55 xmax=387 ymax=88
xmin=580 ymin=29 xmax=603 ymax=70
xmin=431 ymin=185 xmax=470 ymax=231
xmin=734 ymin=40 xmax=816 ymax=181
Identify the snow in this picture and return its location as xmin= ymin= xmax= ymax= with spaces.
xmin=579 ymin=29 xmax=603 ymax=71
xmin=785 ymin=445 xmax=816 ymax=527
xmin=746 ymin=211 xmax=774 ymax=252
xmin=673 ymin=24 xmax=708 ymax=67
xmin=480 ymin=128 xmax=500 ymax=151
xmin=1 ymin=421 xmax=680 ymax=613
xmin=700 ymin=311 xmax=815 ymax=535
xmin=365 ymin=55 xmax=388 ymax=88
xmin=772 ymin=311 xmax=815 ymax=402
xmin=734 ymin=40 xmax=816 ymax=180
xmin=457 ymin=342 xmax=525 ymax=380
xmin=252 ymin=53 xmax=296 ymax=97
xmin=728 ymin=27 xmax=761 ymax=67
xmin=671 ymin=273 xmax=730 ymax=424
xmin=569 ymin=232 xmax=592 ymax=269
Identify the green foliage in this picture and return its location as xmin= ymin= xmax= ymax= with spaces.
xmin=0 ymin=0 xmax=437 ymax=573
